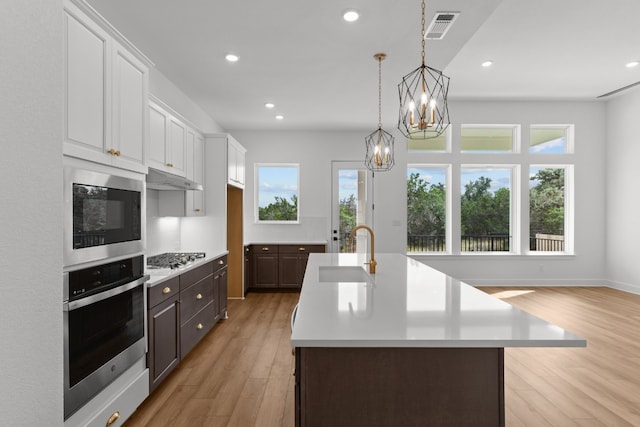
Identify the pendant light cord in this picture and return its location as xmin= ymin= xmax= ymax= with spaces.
xmin=421 ymin=0 xmax=426 ymax=66
xmin=378 ymin=55 xmax=382 ymax=129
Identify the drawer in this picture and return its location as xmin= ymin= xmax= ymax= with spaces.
xmin=279 ymin=244 xmax=325 ymax=254
xmin=254 ymin=245 xmax=278 ymax=254
xmin=180 ymin=261 xmax=214 ymax=290
xmin=180 ymin=274 xmax=214 ymax=325
xmin=148 ymin=276 xmax=179 ymax=308
xmin=213 ymin=255 xmax=228 ymax=271
xmin=180 ymin=301 xmax=215 ymax=356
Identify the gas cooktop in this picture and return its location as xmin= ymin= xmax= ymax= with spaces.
xmin=147 ymin=252 xmax=206 ymax=269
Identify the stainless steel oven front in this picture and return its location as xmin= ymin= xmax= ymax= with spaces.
xmin=63 ymin=167 xmax=144 ymax=267
xmin=63 ymin=255 xmax=148 ymax=420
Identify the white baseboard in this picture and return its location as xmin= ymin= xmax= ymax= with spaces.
xmin=603 ymin=279 xmax=640 ymax=295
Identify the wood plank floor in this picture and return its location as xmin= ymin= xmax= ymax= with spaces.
xmin=124 ymin=287 xmax=640 ymax=426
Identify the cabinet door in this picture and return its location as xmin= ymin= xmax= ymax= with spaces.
xmin=253 ymin=253 xmax=279 ymax=288
xmin=236 ymin=148 xmax=245 ymax=186
xmin=244 ymin=246 xmax=253 ymax=293
xmin=279 ymin=254 xmax=303 ymax=289
xmin=64 ymin=8 xmax=108 ymax=156
xmin=148 ymin=297 xmax=180 ymax=392
xmin=228 ymin=141 xmax=238 ymax=184
xmin=168 ymin=118 xmax=186 ymax=176
xmin=148 ymin=103 xmax=168 ymax=169
xmin=112 ymin=43 xmax=146 ymax=166
xmin=185 ymin=132 xmax=205 ymax=217
xmin=218 ymin=268 xmax=228 ymax=319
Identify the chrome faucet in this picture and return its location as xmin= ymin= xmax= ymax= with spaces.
xmin=348 ymin=225 xmax=377 ymax=274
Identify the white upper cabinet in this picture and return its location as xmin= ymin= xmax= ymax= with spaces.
xmin=228 ymin=135 xmax=246 ymax=188
xmin=112 ymin=43 xmax=147 ymax=166
xmin=148 ymin=99 xmax=187 ymax=177
xmin=63 ymin=0 xmax=151 ymax=173
xmin=185 ymin=130 xmax=205 ymax=216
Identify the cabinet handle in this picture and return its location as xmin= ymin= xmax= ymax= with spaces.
xmin=167 ymin=162 xmax=173 ymax=167
xmin=106 ymin=411 xmax=120 ymax=426
xmin=261 ymin=247 xmax=270 ymax=251
xmin=194 ymin=208 xmax=201 ymax=212
xmin=115 ymin=150 xmax=121 ymax=156
xmin=162 ymin=287 xmax=171 ymax=294
xmin=218 ymin=260 xmax=224 ymax=265
xmin=298 ymin=247 xmax=306 ymax=251
xmin=107 ymin=148 xmax=116 ymax=155
xmin=196 ymin=293 xmax=202 ymax=300
xmin=197 ymin=323 xmax=203 ymax=330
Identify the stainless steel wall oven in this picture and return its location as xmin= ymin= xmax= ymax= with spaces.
xmin=63 ymin=254 xmax=148 ymax=420
xmin=63 ymin=167 xmax=143 ymax=267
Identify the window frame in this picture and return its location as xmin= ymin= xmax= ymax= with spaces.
xmin=254 ymin=163 xmax=300 ymax=224
xmin=405 ymin=122 xmax=574 ymax=257
xmin=459 ymin=164 xmax=520 ymax=254
xmin=406 ymin=164 xmax=452 ymax=254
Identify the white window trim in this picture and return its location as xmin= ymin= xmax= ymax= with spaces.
xmin=254 ymin=163 xmax=300 ymax=224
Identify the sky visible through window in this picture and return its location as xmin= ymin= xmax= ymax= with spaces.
xmin=257 ymin=165 xmax=298 ymax=208
xmin=339 ymin=169 xmax=358 ymax=201
xmin=530 ymin=135 xmax=566 ymax=154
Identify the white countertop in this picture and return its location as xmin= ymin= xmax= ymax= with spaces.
xmin=291 ymin=253 xmax=587 ymax=348
xmin=145 ymin=250 xmax=228 ymax=287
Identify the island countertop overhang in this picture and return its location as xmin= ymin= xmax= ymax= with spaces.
xmin=290 ymin=253 xmax=586 ymax=348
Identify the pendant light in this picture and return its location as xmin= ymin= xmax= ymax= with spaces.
xmin=365 ymin=53 xmax=395 ymax=172
xmin=397 ymin=0 xmax=450 ymax=139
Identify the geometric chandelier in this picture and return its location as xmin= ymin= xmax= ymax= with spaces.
xmin=397 ymin=0 xmax=450 ymax=139
xmin=365 ymin=53 xmax=395 ymax=172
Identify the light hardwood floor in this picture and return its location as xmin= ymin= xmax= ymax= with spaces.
xmin=125 ymin=287 xmax=640 ymax=426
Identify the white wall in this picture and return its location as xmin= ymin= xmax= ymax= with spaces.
xmin=232 ymin=99 xmax=607 ymax=285
xmin=0 ymin=0 xmax=64 ymax=424
xmin=605 ymin=86 xmax=640 ymax=294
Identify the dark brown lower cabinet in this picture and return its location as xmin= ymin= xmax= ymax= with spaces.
xmin=247 ymin=244 xmax=325 ymax=290
xmin=147 ymin=254 xmax=228 ymax=392
xmin=214 ymin=259 xmax=228 ymax=320
xmin=147 ymin=276 xmax=180 ymax=392
xmin=295 ymin=347 xmax=505 ymax=427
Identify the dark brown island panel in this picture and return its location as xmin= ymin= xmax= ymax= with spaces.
xmin=295 ymin=346 xmax=504 ymax=427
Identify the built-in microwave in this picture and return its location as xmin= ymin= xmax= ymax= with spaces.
xmin=64 ymin=167 xmax=144 ymax=267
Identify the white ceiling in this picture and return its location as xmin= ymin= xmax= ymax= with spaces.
xmin=86 ymin=0 xmax=640 ymax=132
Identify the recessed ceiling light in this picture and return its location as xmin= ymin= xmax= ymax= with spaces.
xmin=275 ymin=115 xmax=284 ymax=120
xmin=626 ymin=61 xmax=639 ymax=68
xmin=225 ymin=54 xmax=239 ymax=62
xmin=265 ymin=103 xmax=275 ymax=109
xmin=481 ymin=60 xmax=493 ymax=68
xmin=343 ymin=9 xmax=359 ymax=22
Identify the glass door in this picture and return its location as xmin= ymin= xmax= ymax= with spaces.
xmin=330 ymin=161 xmax=373 ymax=253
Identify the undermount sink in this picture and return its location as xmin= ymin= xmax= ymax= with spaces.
xmin=318 ymin=265 xmax=372 ymax=283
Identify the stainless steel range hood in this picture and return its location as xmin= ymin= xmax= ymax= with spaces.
xmin=146 ymin=168 xmax=203 ymax=191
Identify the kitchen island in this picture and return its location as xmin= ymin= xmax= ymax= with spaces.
xmin=290 ymin=253 xmax=586 ymax=426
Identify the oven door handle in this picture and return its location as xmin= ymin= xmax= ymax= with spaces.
xmin=64 ymin=276 xmax=148 ymax=311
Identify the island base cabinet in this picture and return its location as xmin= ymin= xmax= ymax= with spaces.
xmin=295 ymin=347 xmax=504 ymax=427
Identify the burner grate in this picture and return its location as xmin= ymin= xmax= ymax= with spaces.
xmin=147 ymin=252 xmax=205 ymax=269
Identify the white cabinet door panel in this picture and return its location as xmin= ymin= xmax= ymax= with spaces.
xmin=113 ymin=46 xmax=145 ymax=164
xmin=65 ymin=11 xmax=107 ymax=152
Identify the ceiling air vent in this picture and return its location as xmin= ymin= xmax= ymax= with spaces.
xmin=425 ymin=12 xmax=459 ymax=40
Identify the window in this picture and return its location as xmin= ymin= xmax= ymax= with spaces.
xmin=407 ymin=124 xmax=574 ymax=256
xmin=255 ymin=164 xmax=299 ymax=223
xmin=408 ymin=127 xmax=450 ymax=152
xmin=461 ymin=125 xmax=519 ymax=153
xmin=407 ymin=166 xmax=448 ymax=253
xmin=530 ymin=125 xmax=572 ymax=154
xmin=529 ymin=166 xmax=567 ymax=252
xmin=460 ymin=166 xmax=514 ymax=252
